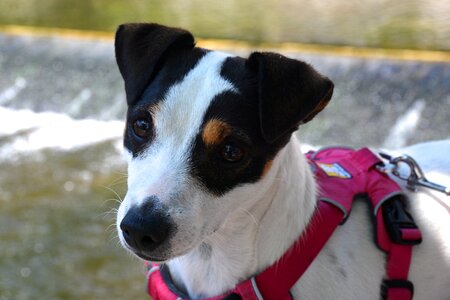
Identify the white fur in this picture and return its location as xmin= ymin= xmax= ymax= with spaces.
xmin=117 ymin=50 xmax=450 ymax=299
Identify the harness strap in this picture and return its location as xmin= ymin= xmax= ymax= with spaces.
xmin=308 ymin=147 xmax=420 ymax=300
xmin=147 ymin=264 xmax=179 ymax=300
xmin=255 ymin=201 xmax=344 ymax=299
xmin=383 ymin=245 xmax=414 ymax=300
xmin=381 ymin=199 xmax=421 ymax=300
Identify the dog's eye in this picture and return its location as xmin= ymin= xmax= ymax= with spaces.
xmin=221 ymin=142 xmax=244 ymax=163
xmin=132 ymin=118 xmax=152 ymax=139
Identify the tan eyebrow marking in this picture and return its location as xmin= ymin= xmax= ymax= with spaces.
xmin=202 ymin=119 xmax=232 ymax=146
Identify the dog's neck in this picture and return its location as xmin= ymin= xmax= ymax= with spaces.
xmin=167 ymin=136 xmax=317 ymax=298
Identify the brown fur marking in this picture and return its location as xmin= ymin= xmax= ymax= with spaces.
xmin=202 ymin=119 xmax=232 ymax=146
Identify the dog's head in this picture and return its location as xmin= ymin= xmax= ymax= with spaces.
xmin=115 ymin=23 xmax=333 ymax=261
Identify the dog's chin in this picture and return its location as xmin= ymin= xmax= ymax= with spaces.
xmin=130 ymin=240 xmax=206 ymax=263
xmin=124 ymin=242 xmax=194 ymax=263
xmin=133 ymin=251 xmax=168 ymax=263
xmin=119 ymin=240 xmax=170 ymax=262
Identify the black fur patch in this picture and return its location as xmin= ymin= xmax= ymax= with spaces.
xmin=124 ymin=48 xmax=207 ymax=156
xmin=189 ymin=57 xmax=289 ymax=195
xmin=115 ymin=23 xmax=196 ymax=106
xmin=247 ymin=52 xmax=334 ymax=143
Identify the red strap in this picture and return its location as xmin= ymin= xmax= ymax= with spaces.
xmin=350 ymin=147 xmax=382 ymax=172
xmin=383 ymin=244 xmax=414 ymax=300
xmin=231 ymin=279 xmax=262 ymax=300
xmin=255 ymin=201 xmax=344 ymax=299
xmin=385 ymin=287 xmax=413 ymax=300
xmin=386 ymin=245 xmax=413 ymax=280
xmin=147 ymin=265 xmax=179 ymax=300
xmin=401 ymin=228 xmax=422 ymax=242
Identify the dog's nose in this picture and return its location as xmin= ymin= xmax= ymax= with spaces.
xmin=120 ymin=197 xmax=172 ymax=252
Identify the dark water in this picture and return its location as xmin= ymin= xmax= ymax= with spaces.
xmin=0 ymin=147 xmax=146 ymax=300
xmin=0 ymin=33 xmax=449 ymax=299
xmin=0 ymin=0 xmax=449 ymax=50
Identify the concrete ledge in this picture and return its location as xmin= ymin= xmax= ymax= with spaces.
xmin=1 ymin=24 xmax=449 ymax=63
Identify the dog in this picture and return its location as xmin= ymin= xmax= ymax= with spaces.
xmin=114 ymin=23 xmax=450 ymax=299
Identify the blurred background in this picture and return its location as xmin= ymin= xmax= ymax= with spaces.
xmin=0 ymin=1 xmax=449 ymax=299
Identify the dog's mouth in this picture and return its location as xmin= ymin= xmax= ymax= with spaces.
xmin=123 ymin=243 xmax=168 ymax=262
xmin=122 ymin=231 xmax=207 ymax=263
xmin=134 ymin=251 xmax=166 ymax=262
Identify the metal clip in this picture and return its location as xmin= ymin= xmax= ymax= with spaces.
xmin=379 ymin=152 xmax=450 ymax=196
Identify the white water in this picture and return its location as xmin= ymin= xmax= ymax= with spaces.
xmin=0 ymin=77 xmax=27 ymax=105
xmin=68 ymin=88 xmax=92 ymax=116
xmin=0 ymin=106 xmax=124 ymax=158
xmin=382 ymin=100 xmax=426 ymax=149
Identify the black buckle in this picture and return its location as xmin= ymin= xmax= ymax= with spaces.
xmin=381 ymin=279 xmax=414 ymax=299
xmin=382 ymin=199 xmax=422 ymax=245
xmin=222 ymin=293 xmax=242 ymax=300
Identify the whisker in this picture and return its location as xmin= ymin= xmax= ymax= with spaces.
xmin=106 ymin=222 xmax=118 ymax=233
xmin=112 ymin=170 xmax=128 ymax=176
xmin=102 ymin=198 xmax=122 ymax=205
xmin=99 ymin=208 xmax=118 ymax=218
xmin=109 ymin=233 xmax=121 ymax=245
xmin=108 ymin=175 xmax=128 ymax=187
xmin=102 ymin=185 xmax=124 ymax=203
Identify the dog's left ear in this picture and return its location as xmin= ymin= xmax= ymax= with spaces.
xmin=247 ymin=52 xmax=334 ymax=143
xmin=115 ymin=23 xmax=195 ymax=105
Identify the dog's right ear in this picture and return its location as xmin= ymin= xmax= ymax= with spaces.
xmin=115 ymin=23 xmax=195 ymax=106
xmin=247 ymin=52 xmax=334 ymax=144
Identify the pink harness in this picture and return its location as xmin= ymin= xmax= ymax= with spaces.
xmin=146 ymin=147 xmax=422 ymax=300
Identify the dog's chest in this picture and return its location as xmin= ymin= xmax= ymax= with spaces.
xmin=293 ymin=201 xmax=386 ymax=299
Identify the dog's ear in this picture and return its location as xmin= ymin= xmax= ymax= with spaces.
xmin=246 ymin=52 xmax=334 ymax=143
xmin=115 ymin=23 xmax=195 ymax=105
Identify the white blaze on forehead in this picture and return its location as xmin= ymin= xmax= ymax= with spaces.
xmin=126 ymin=51 xmax=237 ymax=203
xmin=156 ymin=51 xmax=237 ymax=150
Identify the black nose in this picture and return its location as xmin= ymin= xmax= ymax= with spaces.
xmin=120 ymin=198 xmax=172 ymax=252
